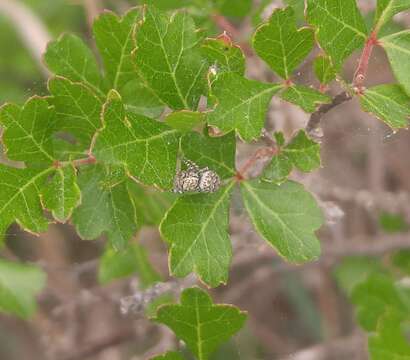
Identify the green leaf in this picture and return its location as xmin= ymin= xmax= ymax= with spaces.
xmin=306 ymin=0 xmax=367 ymax=69
xmin=141 ymin=0 xmax=194 ymax=11
xmin=0 ymin=165 xmax=51 ymax=242
xmin=369 ymin=310 xmax=410 ymax=359
xmin=284 ymin=0 xmax=306 ymax=24
xmin=380 ymin=30 xmax=410 ymax=96
xmin=44 ymin=33 xmax=104 ymax=98
xmin=280 ymin=85 xmax=331 ymax=113
xmin=151 ymin=352 xmax=185 ymax=360
xmin=352 ymin=274 xmax=409 ymax=331
xmin=41 ymin=165 xmax=81 ymax=223
xmin=374 ymin=0 xmax=410 ymax=32
xmin=48 ymin=76 xmax=102 ymax=149
xmin=180 ymin=131 xmax=236 ymax=179
xmin=165 ymin=111 xmax=205 ymax=132
xmin=134 ymin=6 xmax=207 ymax=110
xmin=262 ymin=154 xmax=292 ymax=183
xmin=392 ymin=250 xmax=410 ymax=275
xmin=264 ymin=130 xmax=321 ymax=181
xmin=359 ymin=84 xmax=410 ymax=129
xmin=93 ymin=8 xmax=141 ymax=92
xmin=334 ymin=256 xmax=385 ymax=295
xmin=98 ymin=243 xmax=161 ymax=287
xmin=379 ymin=212 xmax=409 ymax=233
xmin=253 ymin=7 xmax=314 ymax=79
xmin=72 ymin=164 xmax=138 ymax=250
xmin=241 ymin=180 xmax=323 ymax=263
xmin=121 ymin=79 xmax=165 ymax=118
xmin=313 ymin=55 xmax=337 ymax=84
xmin=251 ymin=0 xmax=273 ymax=26
xmin=160 ymin=182 xmax=234 ymax=287
xmin=0 ymin=259 xmax=46 ymax=319
xmin=155 ymin=287 xmax=247 ymax=360
xmin=208 ymin=72 xmax=281 ymax=141
xmin=201 ymin=34 xmax=245 ymax=75
xmin=215 ymin=0 xmax=252 ymax=18
xmin=129 ymin=184 xmax=176 ymax=227
xmin=93 ymin=90 xmax=180 ymax=190
xmin=0 ymin=97 xmax=55 ymax=166
xmin=274 ymin=131 xmax=286 ymax=147
xmin=282 ymin=130 xmax=321 ymax=172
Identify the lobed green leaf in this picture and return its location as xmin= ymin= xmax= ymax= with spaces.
xmin=282 ymin=130 xmax=321 ymax=172
xmin=334 ymin=256 xmax=386 ymax=295
xmin=44 ymin=33 xmax=104 ymax=98
xmin=48 ymin=76 xmax=102 ymax=149
xmin=0 ymin=259 xmax=46 ymax=319
xmin=155 ymin=287 xmax=247 ymax=360
xmin=380 ymin=30 xmax=410 ymax=97
xmin=241 ymin=180 xmax=323 ymax=263
xmin=262 ymin=154 xmax=292 ymax=184
xmin=93 ymin=8 xmax=142 ymax=92
xmin=208 ymin=72 xmax=281 ymax=141
xmin=134 ymin=6 xmax=207 ymax=110
xmin=202 ymin=34 xmax=245 ymax=75
xmin=314 ymin=55 xmax=337 ymax=85
xmin=180 ymin=130 xmax=236 ymax=179
xmin=374 ymin=0 xmax=410 ymax=32
xmin=306 ymin=0 xmax=367 ymax=69
xmin=359 ymin=84 xmax=410 ymax=129
xmin=72 ymin=164 xmax=138 ymax=250
xmin=129 ymin=183 xmax=176 ymax=227
xmin=263 ymin=130 xmax=321 ymax=183
xmin=253 ymin=7 xmax=314 ymax=79
xmin=93 ymin=90 xmax=180 ymax=190
xmin=160 ymin=182 xmax=234 ymax=287
xmin=280 ymin=85 xmax=331 ymax=113
xmin=0 ymin=165 xmax=51 ymax=242
xmin=369 ymin=310 xmax=410 ymax=359
xmin=0 ymin=97 xmax=56 ymax=166
xmin=351 ymin=273 xmax=410 ymax=331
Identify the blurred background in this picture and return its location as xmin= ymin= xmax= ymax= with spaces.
xmin=1 ymin=0 xmax=410 ymax=359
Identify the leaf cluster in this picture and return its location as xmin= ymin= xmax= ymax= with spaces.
xmin=1 ymin=1 xmax=410 ymax=358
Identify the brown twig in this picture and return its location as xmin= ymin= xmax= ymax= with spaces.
xmin=233 ymin=233 xmax=410 ymax=272
xmin=305 ymin=91 xmax=353 ymax=136
xmin=278 ymin=332 xmax=365 ymax=360
xmin=60 ymin=328 xmax=136 ymax=360
xmin=83 ymin=0 xmax=102 ymax=30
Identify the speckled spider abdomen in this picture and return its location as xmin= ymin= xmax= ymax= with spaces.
xmin=173 ymin=159 xmax=221 ymax=194
xmin=198 ymin=169 xmax=220 ymax=193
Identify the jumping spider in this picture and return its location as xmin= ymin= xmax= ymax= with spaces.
xmin=173 ymin=159 xmax=221 ymax=194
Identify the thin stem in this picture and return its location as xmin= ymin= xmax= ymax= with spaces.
xmin=71 ymin=155 xmax=96 ymax=167
xmin=353 ymin=31 xmax=378 ymax=92
xmin=211 ymin=13 xmax=253 ymax=56
xmin=235 ymin=146 xmax=277 ymax=181
xmin=54 ymin=155 xmax=96 ymax=169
